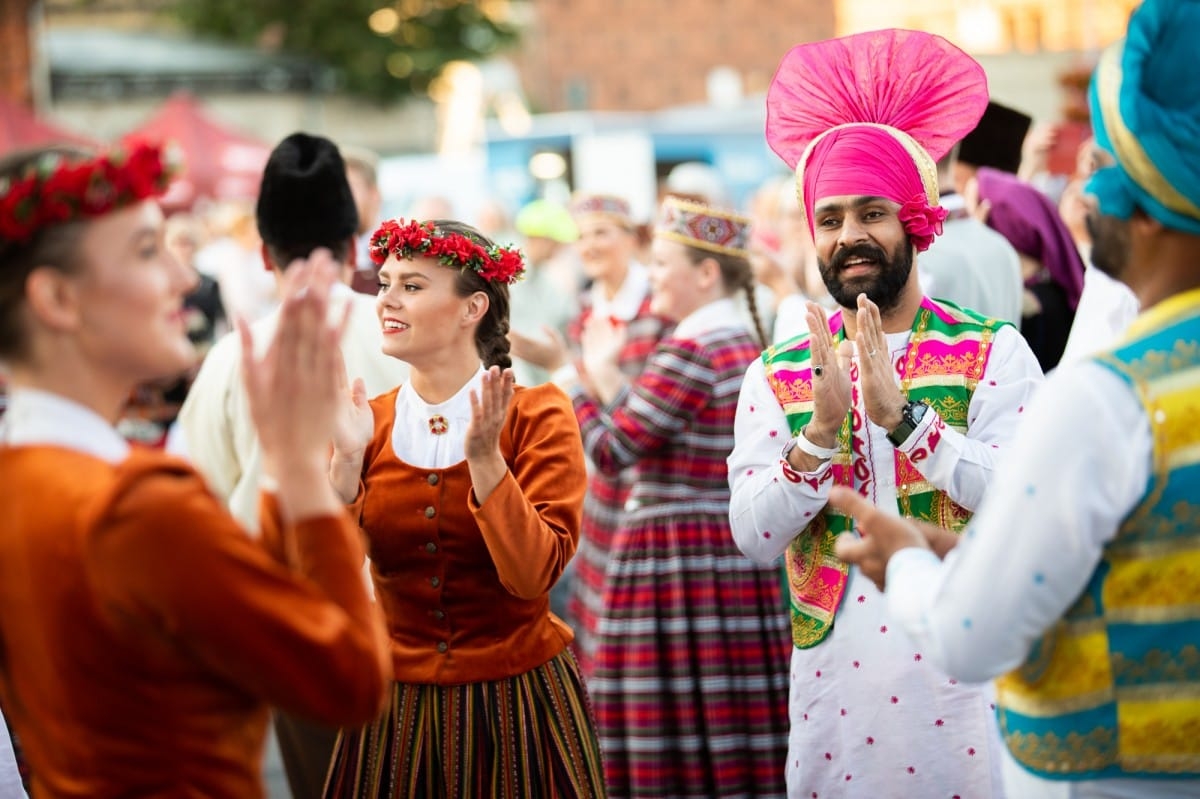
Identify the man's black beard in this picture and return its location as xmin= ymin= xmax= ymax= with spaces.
xmin=818 ymin=240 xmax=914 ymax=313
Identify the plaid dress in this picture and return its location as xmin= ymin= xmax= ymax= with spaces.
xmin=565 ymin=293 xmax=669 ymax=679
xmin=573 ymin=322 xmax=791 ymax=799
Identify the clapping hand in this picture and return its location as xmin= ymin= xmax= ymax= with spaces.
xmin=828 ymin=485 xmax=929 ymax=592
xmin=854 ymin=294 xmax=907 ymax=433
xmin=464 ymin=366 xmax=515 ymax=504
xmin=241 ymin=250 xmax=347 ymax=470
xmin=805 ymin=301 xmax=852 ymax=445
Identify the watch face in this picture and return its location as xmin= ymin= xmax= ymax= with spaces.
xmin=909 ymin=402 xmax=929 ymax=424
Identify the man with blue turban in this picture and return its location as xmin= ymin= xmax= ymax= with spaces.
xmin=830 ymin=0 xmax=1200 ymax=795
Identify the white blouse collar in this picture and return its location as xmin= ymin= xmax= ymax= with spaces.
xmin=1 ymin=387 xmax=130 ymax=463
xmin=589 ymin=261 xmax=650 ymax=322
xmin=672 ymin=297 xmax=748 ymax=341
xmin=392 ymin=365 xmax=485 ymax=469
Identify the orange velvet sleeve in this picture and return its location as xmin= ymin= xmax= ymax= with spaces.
xmin=85 ymin=457 xmax=389 ymax=727
xmin=468 ymin=384 xmax=587 ymax=599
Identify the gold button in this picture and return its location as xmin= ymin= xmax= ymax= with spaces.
xmin=437 ymin=641 xmax=448 ymax=653
xmin=425 ymin=542 xmax=437 ymax=553
xmin=427 ymin=473 xmax=439 ymax=485
xmin=433 ymin=609 xmax=446 ymax=620
xmin=424 ymin=506 xmax=436 ymax=519
xmin=431 ymin=576 xmax=440 ymax=588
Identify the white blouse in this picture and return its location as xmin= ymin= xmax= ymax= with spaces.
xmin=390 ymin=366 xmax=485 ymax=469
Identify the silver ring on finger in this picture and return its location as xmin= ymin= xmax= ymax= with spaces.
xmin=867 ymin=349 xmax=878 ymax=357
xmin=813 ymin=364 xmax=824 ymax=378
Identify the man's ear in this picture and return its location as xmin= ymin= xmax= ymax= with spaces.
xmin=24 ymin=266 xmax=82 ymax=333
xmin=1129 ymin=207 xmax=1163 ymax=236
xmin=260 ymin=242 xmax=275 ymax=273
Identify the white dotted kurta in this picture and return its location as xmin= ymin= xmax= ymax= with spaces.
xmin=729 ymin=322 xmax=1043 ymax=798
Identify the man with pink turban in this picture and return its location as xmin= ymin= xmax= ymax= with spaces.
xmin=727 ymin=29 xmax=1044 ymax=798
xmin=820 ymin=0 xmax=1200 ymax=795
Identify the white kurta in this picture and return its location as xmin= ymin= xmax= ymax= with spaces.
xmin=1058 ymin=265 xmax=1139 ymax=367
xmin=728 ymin=319 xmax=1043 ymax=799
xmin=886 ymin=355 xmax=1200 ymax=799
xmin=173 ymin=283 xmax=409 ymax=533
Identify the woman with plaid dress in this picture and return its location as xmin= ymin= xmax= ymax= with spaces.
xmin=558 ymin=198 xmax=791 ymax=798
xmin=512 ymin=193 xmax=671 ymax=680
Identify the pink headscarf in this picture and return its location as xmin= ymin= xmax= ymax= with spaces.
xmin=766 ymin=30 xmax=990 ymax=252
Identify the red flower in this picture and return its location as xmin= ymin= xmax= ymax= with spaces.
xmin=365 ymin=218 xmax=526 ymax=285
xmin=0 ymin=143 xmax=175 ymax=245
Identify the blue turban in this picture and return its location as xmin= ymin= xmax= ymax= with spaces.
xmin=1087 ymin=0 xmax=1200 ymax=235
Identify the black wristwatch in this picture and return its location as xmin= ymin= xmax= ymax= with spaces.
xmin=887 ymin=400 xmax=930 ymax=447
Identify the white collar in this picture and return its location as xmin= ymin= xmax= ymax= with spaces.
xmin=672 ymin=297 xmax=747 ymax=340
xmin=397 ymin=365 xmax=486 ymax=418
xmin=589 ymin=261 xmax=650 ymax=321
xmin=1 ymin=387 xmax=130 ymax=463
xmin=392 ymin=365 xmax=486 ymax=469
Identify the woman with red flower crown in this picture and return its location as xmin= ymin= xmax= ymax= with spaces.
xmin=323 ymin=218 xmax=606 ymax=798
xmin=0 ymin=144 xmax=390 ymax=796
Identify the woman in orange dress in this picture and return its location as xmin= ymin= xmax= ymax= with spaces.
xmin=0 ymin=143 xmax=389 ymax=797
xmin=323 ymin=218 xmax=605 ymax=798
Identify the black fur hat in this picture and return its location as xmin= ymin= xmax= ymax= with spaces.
xmin=255 ymin=132 xmax=358 ymax=253
xmin=956 ymin=101 xmax=1033 ymax=174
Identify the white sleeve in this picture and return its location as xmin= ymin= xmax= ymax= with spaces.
xmin=727 ymin=358 xmax=834 ymax=564
xmin=174 ymin=332 xmax=243 ymax=502
xmin=0 ymin=707 xmax=26 ymax=798
xmin=892 ymin=323 xmax=1045 ymax=511
xmin=886 ymin=361 xmax=1150 ymax=682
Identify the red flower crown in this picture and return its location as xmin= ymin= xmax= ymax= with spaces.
xmin=369 ymin=218 xmax=525 ymax=285
xmin=0 ymin=142 xmax=177 ymax=245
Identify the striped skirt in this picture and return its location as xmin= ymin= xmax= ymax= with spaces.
xmin=323 ymin=651 xmax=607 ymax=799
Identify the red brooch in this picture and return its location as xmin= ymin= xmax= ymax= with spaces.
xmin=428 ymin=414 xmax=449 ymax=435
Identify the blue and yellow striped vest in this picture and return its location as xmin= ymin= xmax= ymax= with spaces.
xmin=996 ymin=287 xmax=1200 ymax=779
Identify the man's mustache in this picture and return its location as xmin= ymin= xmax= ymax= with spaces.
xmin=830 ymin=243 xmax=888 ymax=272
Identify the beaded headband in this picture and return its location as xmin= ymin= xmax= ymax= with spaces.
xmin=569 ymin=193 xmax=632 ymax=222
xmin=369 ymin=218 xmax=525 ymax=285
xmin=655 ymin=197 xmax=751 ymax=257
xmin=0 ymin=142 xmax=176 ymax=245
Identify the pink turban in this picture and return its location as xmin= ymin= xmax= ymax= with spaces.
xmin=802 ymin=126 xmax=947 ymax=251
xmin=766 ymin=30 xmax=990 ymax=252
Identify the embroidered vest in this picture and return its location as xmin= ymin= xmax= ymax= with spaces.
xmin=995 ymin=287 xmax=1200 ymax=780
xmin=763 ymin=297 xmax=1004 ymax=648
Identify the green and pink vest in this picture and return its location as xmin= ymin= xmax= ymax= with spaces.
xmin=763 ymin=297 xmax=1007 ymax=648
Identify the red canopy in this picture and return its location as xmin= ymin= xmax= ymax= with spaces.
xmin=0 ymin=96 xmax=97 ymax=155
xmin=121 ymin=92 xmax=270 ymax=211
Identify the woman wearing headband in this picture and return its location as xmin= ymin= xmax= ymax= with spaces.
xmin=0 ymin=143 xmax=389 ymax=796
xmin=323 ymin=218 xmax=605 ymax=798
xmin=555 ymin=197 xmax=790 ymax=798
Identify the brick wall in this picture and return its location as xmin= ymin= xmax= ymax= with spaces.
xmin=515 ymin=0 xmax=835 ymax=112
xmin=0 ymin=0 xmax=34 ymax=106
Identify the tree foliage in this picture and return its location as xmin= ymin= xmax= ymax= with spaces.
xmin=168 ymin=0 xmax=522 ymax=103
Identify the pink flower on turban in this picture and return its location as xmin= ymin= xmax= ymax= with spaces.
xmin=896 ymin=193 xmax=948 ymax=252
